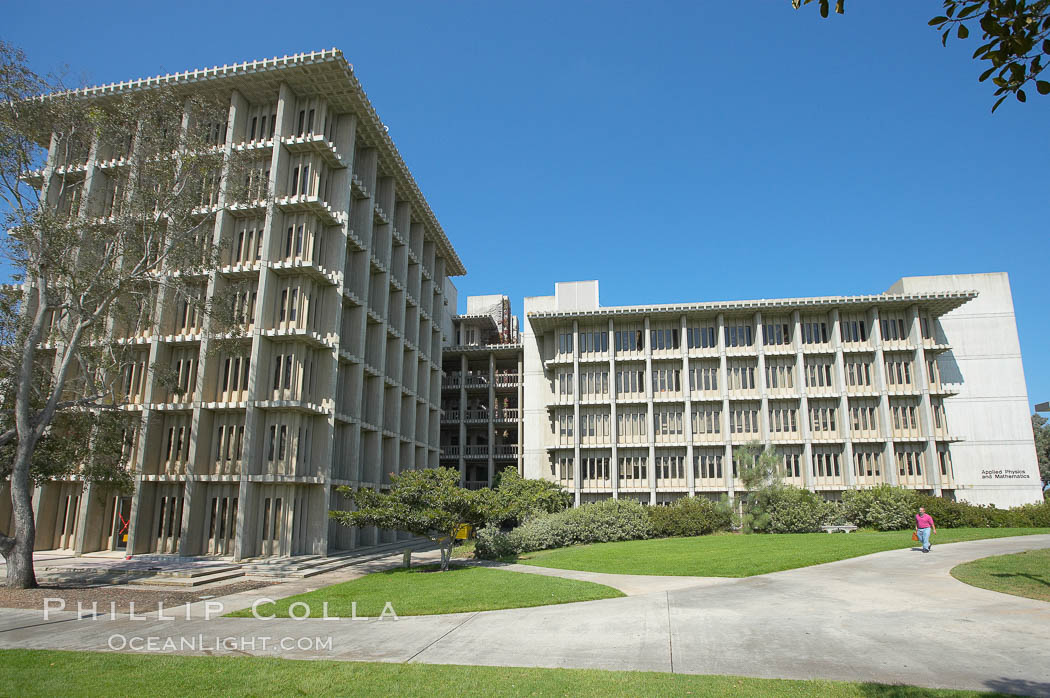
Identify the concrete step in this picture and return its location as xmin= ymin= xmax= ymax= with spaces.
xmin=150 ymin=564 xmax=242 ymax=579
xmin=137 ymin=568 xmax=246 ymax=587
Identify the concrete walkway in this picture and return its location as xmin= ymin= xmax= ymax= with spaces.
xmin=1 ymin=535 xmax=1048 ymax=696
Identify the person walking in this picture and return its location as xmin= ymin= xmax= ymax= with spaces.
xmin=915 ymin=506 xmax=936 ymax=553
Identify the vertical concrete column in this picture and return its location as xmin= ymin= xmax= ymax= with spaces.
xmin=572 ymin=320 xmax=581 ymax=506
xmin=487 ymin=352 xmax=496 ymax=486
xmin=793 ymin=310 xmax=814 ymax=491
xmin=831 ymin=309 xmax=855 ymax=488
xmin=680 ymin=315 xmax=695 ymax=496
xmin=643 ymin=317 xmax=656 ymax=505
xmin=517 ymin=352 xmax=524 ymax=476
xmin=608 ymin=318 xmax=619 ymax=499
xmin=909 ymin=305 xmax=942 ymax=495
xmin=458 ymin=354 xmax=467 ymax=485
xmin=717 ymin=313 xmax=733 ymax=499
xmin=870 ymin=307 xmax=898 ymax=485
xmin=754 ymin=312 xmax=770 ymax=446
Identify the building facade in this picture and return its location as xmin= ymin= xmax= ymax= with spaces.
xmin=522 ymin=274 xmax=1043 ymax=508
xmin=2 ymin=50 xmax=465 ymax=559
xmin=440 ymin=295 xmax=524 ymax=489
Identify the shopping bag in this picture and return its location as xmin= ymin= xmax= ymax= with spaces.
xmin=911 ymin=532 xmax=919 ymax=541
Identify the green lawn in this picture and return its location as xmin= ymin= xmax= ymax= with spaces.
xmin=517 ymin=528 xmax=1050 ymax=577
xmin=227 ymin=564 xmax=623 ymax=618
xmin=950 ymin=548 xmax=1050 ymax=602
xmin=0 ymin=650 xmax=1004 ymax=697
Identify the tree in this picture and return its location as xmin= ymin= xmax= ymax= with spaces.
xmin=487 ymin=467 xmax=571 ymax=528
xmin=0 ymin=41 xmax=249 ymax=588
xmin=733 ymin=442 xmax=783 ymax=533
xmin=330 ymin=468 xmax=492 ymax=571
xmin=1033 ymin=414 xmax=1050 ymax=485
xmin=792 ymin=0 xmax=1050 ymax=110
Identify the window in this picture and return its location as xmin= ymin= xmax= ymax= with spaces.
xmin=885 ymin=358 xmax=913 ymax=387
xmin=762 ymin=321 xmax=791 ymax=346
xmin=765 ymin=359 xmax=795 ymax=390
xmin=651 ymin=366 xmax=682 ymax=394
xmin=615 ymin=368 xmax=646 ymax=396
xmin=690 ymin=363 xmax=719 ymax=392
xmin=687 ymin=325 xmax=717 ymax=349
xmin=890 ymin=402 xmax=919 ymax=432
xmin=801 ymin=320 xmax=829 ymax=344
xmin=579 ymin=370 xmax=609 ymax=398
xmin=558 ymin=332 xmax=574 ymax=357
xmin=727 ymin=361 xmax=756 ymax=391
xmin=654 ymin=409 xmax=684 ymax=438
xmin=618 ymin=453 xmax=648 ymax=483
xmin=616 ymin=411 xmax=648 ymax=442
xmin=896 ymin=445 xmax=924 ymax=477
xmin=781 ymin=450 xmax=802 ymax=478
xmin=556 ymin=370 xmax=574 ymax=399
xmin=767 ymin=404 xmax=798 ymax=433
xmin=729 ymin=406 xmax=759 ymax=434
xmin=724 ymin=323 xmax=753 ymax=347
xmin=805 ymin=359 xmax=834 ymax=388
xmin=809 ymin=404 xmax=837 ymax=433
xmin=693 ymin=452 xmax=723 ymax=480
xmin=854 ymin=448 xmax=882 ymax=478
xmin=557 ymin=413 xmax=575 ymax=445
xmin=880 ymin=314 xmax=908 ymax=342
xmin=578 ymin=329 xmax=609 ymax=354
xmin=650 ymin=327 xmax=680 ymax=351
xmin=691 ymin=407 xmax=722 ymax=435
xmin=844 ymin=359 xmax=873 ymax=388
xmin=812 ymin=449 xmax=841 ymax=478
xmin=849 ymin=403 xmax=878 ymax=433
xmin=840 ymin=317 xmax=868 ymax=343
xmin=655 ymin=453 xmax=686 ymax=480
xmin=614 ymin=327 xmax=645 ymax=353
xmin=580 ymin=455 xmax=610 ymax=481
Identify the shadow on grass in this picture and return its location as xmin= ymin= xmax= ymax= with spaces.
xmin=990 ymin=572 xmax=1050 ymax=588
xmin=983 ymin=677 xmax=1050 ymax=697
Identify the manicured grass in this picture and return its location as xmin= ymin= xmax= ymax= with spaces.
xmin=0 ymin=650 xmax=1003 ymax=697
xmin=517 ymin=528 xmax=1050 ymax=577
xmin=950 ymin=548 xmax=1050 ymax=602
xmin=227 ymin=564 xmax=623 ymax=618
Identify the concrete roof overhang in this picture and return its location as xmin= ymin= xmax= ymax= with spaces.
xmin=525 ymin=290 xmax=978 ymax=332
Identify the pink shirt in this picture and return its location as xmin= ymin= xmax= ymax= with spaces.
xmin=916 ymin=513 xmax=934 ymax=529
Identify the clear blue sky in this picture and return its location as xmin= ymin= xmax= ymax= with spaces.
xmin=6 ymin=1 xmax=1048 ymax=408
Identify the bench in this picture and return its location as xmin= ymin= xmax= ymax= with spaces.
xmin=821 ymin=524 xmax=858 ymax=534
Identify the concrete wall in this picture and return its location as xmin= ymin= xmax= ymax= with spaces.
xmin=889 ymin=273 xmax=1043 ymax=506
xmin=523 ymin=293 xmax=557 ymax=481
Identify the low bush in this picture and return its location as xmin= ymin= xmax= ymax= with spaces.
xmin=842 ymin=485 xmax=917 ymax=531
xmin=1009 ymin=500 xmax=1050 ymax=527
xmin=648 ymin=496 xmax=733 ymax=538
xmin=475 ymin=499 xmax=653 ymax=558
xmin=754 ymin=485 xmax=839 ymax=534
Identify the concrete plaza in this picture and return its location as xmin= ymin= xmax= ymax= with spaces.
xmin=0 ymin=535 xmax=1048 ymax=695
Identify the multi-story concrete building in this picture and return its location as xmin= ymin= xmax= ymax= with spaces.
xmin=5 ymin=50 xmax=465 ymax=559
xmin=522 ymin=274 xmax=1044 ymax=508
xmin=440 ymin=295 xmax=524 ymax=489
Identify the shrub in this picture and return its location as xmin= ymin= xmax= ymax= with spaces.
xmin=474 ymin=498 xmax=654 ymax=559
xmin=1009 ymin=500 xmax=1050 ymax=527
xmin=474 ymin=524 xmax=518 ymax=560
xmin=648 ymin=496 xmax=733 ymax=538
xmin=486 ymin=468 xmax=572 ymax=528
xmin=754 ymin=485 xmax=839 ymax=533
xmin=842 ymin=485 xmax=917 ymax=531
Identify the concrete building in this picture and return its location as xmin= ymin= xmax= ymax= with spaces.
xmin=440 ymin=295 xmax=524 ymax=489
xmin=522 ymin=274 xmax=1044 ymax=508
xmin=2 ymin=50 xmax=465 ymax=559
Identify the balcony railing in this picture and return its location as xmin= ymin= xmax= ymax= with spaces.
xmin=493 ymin=445 xmax=519 ymax=458
xmin=440 ymin=445 xmax=460 ymax=458
xmin=465 ymin=480 xmax=489 ymax=491
xmin=495 ymin=372 xmax=520 ymax=387
xmin=493 ymin=408 xmax=519 ymax=421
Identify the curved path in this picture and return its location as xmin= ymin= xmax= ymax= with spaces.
xmin=1 ymin=535 xmax=1048 ymax=695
